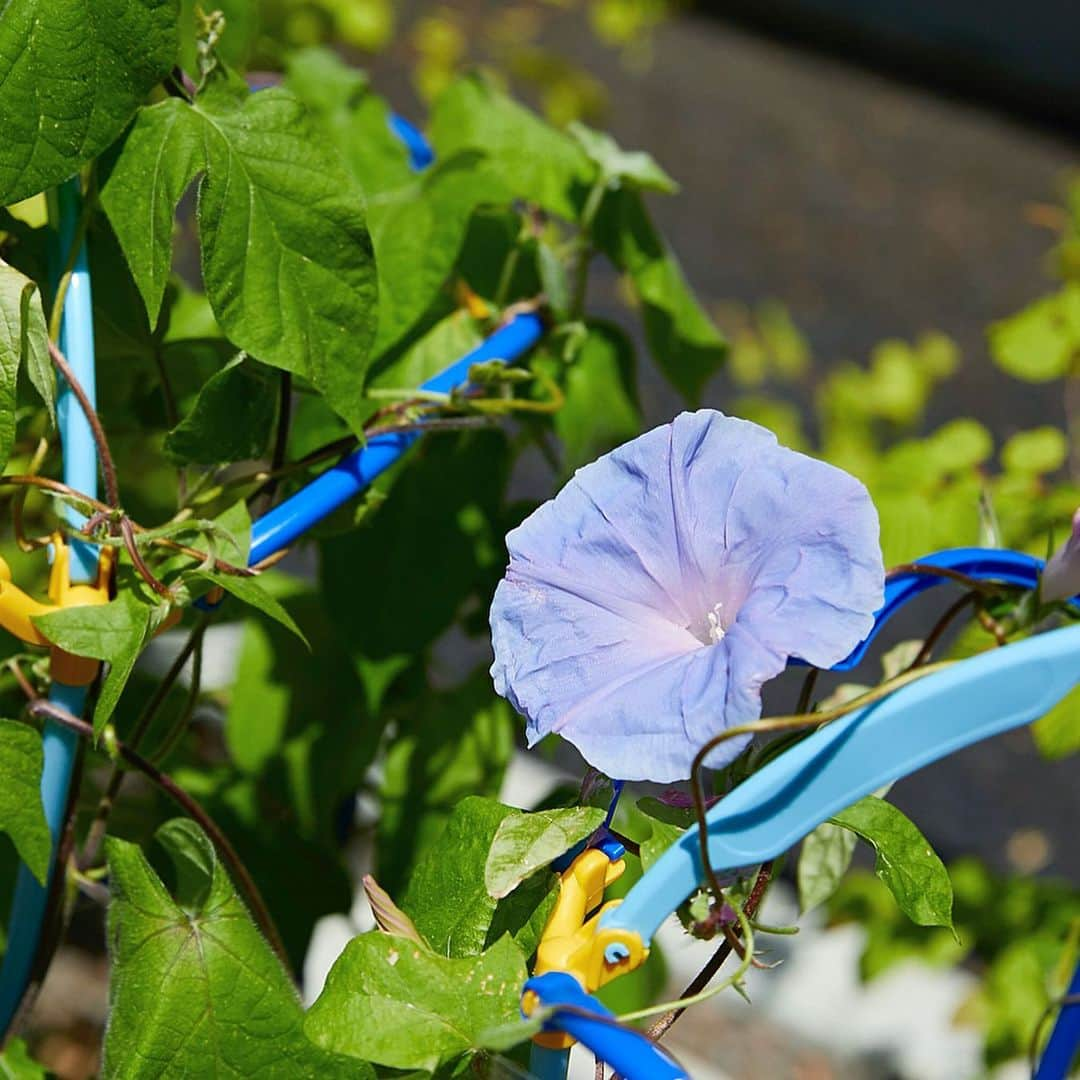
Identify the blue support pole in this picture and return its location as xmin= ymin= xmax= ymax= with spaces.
xmin=0 ymin=179 xmax=100 ymax=1031
xmin=248 ymin=312 xmax=545 ymax=566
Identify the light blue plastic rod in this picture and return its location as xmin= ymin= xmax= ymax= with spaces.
xmin=0 ymin=179 xmax=101 ymax=1031
xmin=603 ymin=622 xmax=1080 ymax=945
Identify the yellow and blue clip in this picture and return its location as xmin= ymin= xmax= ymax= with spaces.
xmin=0 ymin=535 xmax=112 ymax=686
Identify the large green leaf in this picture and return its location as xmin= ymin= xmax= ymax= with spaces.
xmin=103 ymin=820 xmax=365 ymax=1079
xmin=797 ymin=821 xmax=857 ymax=915
xmin=553 ymin=320 xmax=641 ymax=471
xmin=635 ymin=797 xmax=692 ymax=873
xmin=400 ymin=797 xmax=558 ymax=960
xmin=569 ymin=122 xmax=677 ymax=194
xmin=595 ymin=188 xmax=725 ymax=403
xmin=163 ymin=354 xmax=277 ymax=464
xmin=485 ymin=806 xmax=605 ymax=899
xmin=195 ymin=79 xmax=377 ymax=432
xmin=283 ymin=47 xmax=413 ymax=201
xmin=429 ymin=74 xmax=594 ymax=222
xmin=831 ymin=796 xmax=954 ymax=931
xmin=224 ymin=583 xmax=377 ymax=836
xmin=305 ymin=932 xmax=527 ymax=1070
xmin=0 ymin=258 xmax=53 ymax=469
xmin=0 ymin=720 xmax=50 ymax=885
xmin=0 ymin=0 xmax=179 ymax=205
xmin=34 ymin=591 xmax=167 ymax=733
xmin=368 ymin=152 xmax=508 ymax=355
xmin=101 ymin=75 xmax=379 ymax=432
xmin=377 ymin=675 xmax=514 ymax=898
xmin=99 ymin=99 xmax=205 ymax=327
xmin=319 ymin=429 xmax=512 ymax=657
xmin=369 ymin=308 xmax=484 ymax=392
xmin=191 ymin=571 xmax=308 ymax=646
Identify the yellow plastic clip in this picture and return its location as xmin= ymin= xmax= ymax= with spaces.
xmin=525 ymin=848 xmax=649 ymax=1050
xmin=0 ymin=534 xmax=113 ymax=686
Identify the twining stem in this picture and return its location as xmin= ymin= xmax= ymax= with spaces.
xmin=619 ymin=901 xmax=757 ymax=1027
xmin=80 ymin=616 xmax=209 ymax=870
xmin=0 ymin=473 xmax=112 ymax=515
xmin=907 ymin=590 xmax=980 ymax=670
xmin=120 ymin=516 xmax=171 ymax=598
xmin=644 ymin=862 xmax=774 ymax=1041
xmin=47 ymin=340 xmax=119 ymax=509
xmin=795 ymin=667 xmax=819 ymax=716
xmin=885 ymin=560 xmax=1019 ymax=597
xmin=1028 ymin=992 xmax=1080 ymax=1075
xmin=30 ymin=699 xmax=290 ymax=970
xmin=251 ymin=372 xmax=293 ymax=509
xmin=689 ymin=661 xmax=953 ymax=918
xmin=12 ymin=437 xmax=54 ymax=552
xmin=571 ymin=176 xmax=608 ymax=319
xmin=149 ymin=630 xmax=205 ymax=766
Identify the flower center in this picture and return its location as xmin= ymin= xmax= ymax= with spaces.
xmin=705 ymin=601 xmax=726 ymax=644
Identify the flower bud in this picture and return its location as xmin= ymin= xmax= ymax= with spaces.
xmin=1042 ymin=508 xmax=1080 ymax=603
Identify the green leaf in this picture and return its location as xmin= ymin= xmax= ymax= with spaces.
xmin=401 ymin=797 xmax=557 ymax=961
xmin=1001 ymin=427 xmax=1069 ymax=476
xmin=377 ymin=675 xmax=514 ymax=898
xmin=0 ymin=720 xmax=50 ymax=885
xmin=34 ymin=591 xmax=164 ymax=734
xmin=831 ymin=796 xmax=954 ymax=931
xmin=193 ymin=571 xmax=308 ymax=647
xmin=370 ymin=309 xmax=484 ymax=393
xmin=554 ymin=320 xmax=641 ymax=471
xmin=99 ymin=98 xmax=205 ymax=326
xmin=1032 ymin=683 xmax=1080 ymax=760
xmin=485 ymin=807 xmax=606 ymax=899
xmin=0 ymin=0 xmax=179 ymax=205
xmin=634 ymin=797 xmax=693 ymax=872
xmin=569 ymin=123 xmax=677 ymax=193
xmin=304 ymin=932 xmax=527 ymax=1070
xmin=368 ymin=152 xmax=508 ymax=355
xmin=104 ymin=820 xmax=366 ymax=1079
xmin=798 ymin=822 xmax=857 ymax=915
xmin=0 ymin=258 xmax=53 ymax=466
xmin=194 ymin=79 xmax=378 ymax=431
xmin=164 ymin=355 xmax=278 ymax=464
xmin=402 ymin=797 xmax=515 ymax=958
xmin=989 ymin=284 xmax=1080 ymax=383
xmin=429 ymin=74 xmax=594 ymax=221
xmin=594 ymin=189 xmax=725 ymax=403
xmin=284 ymin=47 xmax=414 ymax=200
xmin=319 ymin=430 xmax=511 ymax=657
xmin=0 ymin=1037 xmax=45 ymax=1078
xmin=102 ymin=75 xmax=379 ymax=432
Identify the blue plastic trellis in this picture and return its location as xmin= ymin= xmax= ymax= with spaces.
xmin=0 ymin=180 xmax=103 ymax=1031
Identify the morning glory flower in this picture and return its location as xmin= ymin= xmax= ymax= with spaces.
xmin=1042 ymin=508 xmax=1080 ymax=603
xmin=489 ymin=410 xmax=884 ymax=782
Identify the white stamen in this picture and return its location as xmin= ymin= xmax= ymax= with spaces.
xmin=706 ymin=602 xmax=726 ymax=644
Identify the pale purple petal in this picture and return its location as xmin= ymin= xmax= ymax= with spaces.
xmin=1042 ymin=508 xmax=1080 ymax=603
xmin=490 ymin=410 xmax=885 ymax=782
